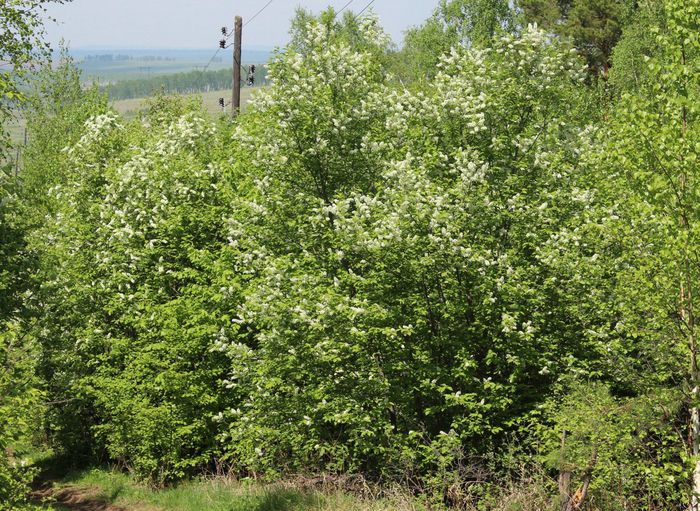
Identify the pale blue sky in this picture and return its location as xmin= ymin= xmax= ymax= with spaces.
xmin=45 ymin=0 xmax=440 ymax=50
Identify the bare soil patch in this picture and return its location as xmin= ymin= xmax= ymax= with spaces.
xmin=31 ymin=484 xmax=157 ymax=511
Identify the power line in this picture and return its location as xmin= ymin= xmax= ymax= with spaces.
xmin=202 ymin=48 xmax=222 ymax=72
xmin=244 ymin=0 xmax=274 ymax=27
xmin=337 ymin=0 xmax=354 ymax=15
xmin=355 ymin=0 xmax=376 ymax=18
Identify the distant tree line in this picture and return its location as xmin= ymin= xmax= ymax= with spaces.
xmin=104 ymin=66 xmax=270 ymax=101
xmin=83 ymin=54 xmax=177 ymax=62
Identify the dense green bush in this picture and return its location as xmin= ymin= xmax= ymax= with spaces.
xmin=22 ymin=94 xmax=240 ymax=482
xmin=0 ymin=320 xmax=44 ymax=510
xmin=221 ymin=18 xmax=608 ymax=480
xmin=1 ymin=1 xmax=74 ymax=507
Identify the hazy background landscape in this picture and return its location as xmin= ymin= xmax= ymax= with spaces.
xmin=68 ymin=48 xmax=273 ymax=82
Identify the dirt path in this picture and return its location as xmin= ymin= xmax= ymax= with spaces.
xmin=31 ymin=485 xmax=131 ymax=511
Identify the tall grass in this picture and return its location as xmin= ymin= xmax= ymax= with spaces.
xmin=41 ymin=468 xmax=425 ymax=511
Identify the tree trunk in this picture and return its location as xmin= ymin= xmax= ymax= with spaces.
xmin=559 ymin=470 xmax=571 ymax=511
xmin=688 ymin=293 xmax=699 ymax=511
xmin=679 ymin=40 xmax=700 ymax=511
xmin=558 ymin=430 xmax=570 ymax=511
xmin=566 ymin=446 xmax=597 ymax=511
xmin=692 ymin=391 xmax=700 ymax=511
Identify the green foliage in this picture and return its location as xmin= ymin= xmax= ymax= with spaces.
xmin=569 ymin=0 xmax=700 ymax=506
xmin=10 ymin=57 xmax=109 ymax=471
xmin=599 ymin=0 xmax=699 ymax=366
xmin=609 ymin=0 xmax=667 ymax=94
xmin=221 ymin=17 xmax=614 ymax=490
xmin=537 ymin=382 xmax=686 ymax=509
xmin=395 ymin=18 xmax=453 ymax=83
xmin=438 ymin=0 xmax=515 ymax=47
xmin=394 ymin=0 xmax=515 ymax=83
xmin=0 ymin=2 xmax=72 ymax=507
xmin=4 ymin=2 xmax=700 ymax=510
xmin=518 ymin=0 xmax=636 ymax=76
xmin=0 ymin=324 xmax=44 ymax=510
xmin=289 ymin=7 xmax=394 ymax=63
xmin=0 ymin=0 xmax=69 ymax=156
xmin=24 ymin=94 xmax=238 ymax=483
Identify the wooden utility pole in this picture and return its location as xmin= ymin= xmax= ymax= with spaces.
xmin=231 ymin=15 xmax=243 ymax=118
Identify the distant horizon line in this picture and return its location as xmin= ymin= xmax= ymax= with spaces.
xmin=61 ymin=45 xmax=277 ymax=52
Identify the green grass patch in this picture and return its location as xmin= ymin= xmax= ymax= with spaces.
xmin=37 ymin=467 xmax=420 ymax=511
xmin=112 ymin=87 xmax=260 ymax=120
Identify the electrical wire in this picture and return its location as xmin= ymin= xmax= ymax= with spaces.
xmin=337 ymin=0 xmax=354 ymax=15
xmin=202 ymin=48 xmax=222 ymax=72
xmin=244 ymin=0 xmax=275 ymax=27
xmin=355 ymin=0 xmax=376 ymax=18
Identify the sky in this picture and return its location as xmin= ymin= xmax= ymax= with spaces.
xmin=44 ymin=0 xmax=439 ymax=50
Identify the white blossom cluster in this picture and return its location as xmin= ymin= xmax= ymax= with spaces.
xmin=65 ymin=112 xmax=123 ymax=160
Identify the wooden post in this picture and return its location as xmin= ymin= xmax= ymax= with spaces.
xmin=231 ymin=16 xmax=242 ymax=118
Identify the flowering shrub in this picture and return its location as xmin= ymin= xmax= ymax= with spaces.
xmin=29 ymin=96 xmax=239 ymax=482
xmin=218 ymin=21 xmax=616 ymax=488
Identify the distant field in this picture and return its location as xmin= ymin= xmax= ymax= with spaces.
xmin=71 ymin=48 xmax=272 ymax=84
xmin=112 ymin=87 xmax=261 ymax=118
xmin=4 ymin=48 xmax=272 ymax=144
xmin=79 ymin=59 xmax=231 ymax=83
